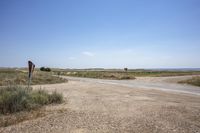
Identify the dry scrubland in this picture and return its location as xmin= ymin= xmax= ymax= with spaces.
xmin=0 ymin=69 xmax=67 ymax=86
xmin=58 ymin=70 xmax=200 ymax=80
xmin=0 ymin=68 xmax=200 ymax=132
xmin=0 ymin=69 xmax=66 ymax=127
xmin=60 ymin=70 xmax=200 ymax=87
xmin=1 ymin=78 xmax=200 ymax=133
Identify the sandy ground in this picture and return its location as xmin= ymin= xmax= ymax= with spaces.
xmin=0 ymin=76 xmax=200 ymax=133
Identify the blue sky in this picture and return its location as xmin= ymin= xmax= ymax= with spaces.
xmin=0 ymin=0 xmax=200 ymax=68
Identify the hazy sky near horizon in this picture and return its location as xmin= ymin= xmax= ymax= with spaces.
xmin=0 ymin=0 xmax=200 ymax=68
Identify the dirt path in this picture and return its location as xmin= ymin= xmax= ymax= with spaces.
xmin=64 ymin=75 xmax=200 ymax=95
xmin=1 ymin=76 xmax=200 ymax=133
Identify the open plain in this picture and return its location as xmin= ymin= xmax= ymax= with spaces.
xmin=1 ymin=75 xmax=200 ymax=133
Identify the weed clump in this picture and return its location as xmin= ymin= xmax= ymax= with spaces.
xmin=48 ymin=91 xmax=63 ymax=104
xmin=0 ymin=86 xmax=63 ymax=114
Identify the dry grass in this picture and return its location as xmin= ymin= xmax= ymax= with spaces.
xmin=179 ymin=76 xmax=200 ymax=87
xmin=0 ymin=69 xmax=65 ymax=127
xmin=0 ymin=69 xmax=67 ymax=86
xmin=62 ymin=70 xmax=200 ymax=80
xmin=0 ymin=85 xmax=63 ymax=114
xmin=64 ymin=71 xmax=136 ymax=80
xmin=0 ymin=109 xmax=46 ymax=127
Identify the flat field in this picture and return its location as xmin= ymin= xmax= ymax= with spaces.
xmin=0 ymin=68 xmax=67 ymax=86
xmin=54 ymin=69 xmax=200 ymax=80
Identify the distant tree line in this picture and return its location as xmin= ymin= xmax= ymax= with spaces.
xmin=40 ymin=67 xmax=51 ymax=72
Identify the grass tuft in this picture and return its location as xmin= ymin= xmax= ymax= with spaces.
xmin=48 ymin=91 xmax=63 ymax=104
xmin=31 ymin=89 xmax=49 ymax=106
xmin=0 ymin=85 xmax=63 ymax=114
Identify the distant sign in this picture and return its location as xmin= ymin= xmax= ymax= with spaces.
xmin=28 ymin=61 xmax=35 ymax=88
xmin=28 ymin=61 xmax=35 ymax=78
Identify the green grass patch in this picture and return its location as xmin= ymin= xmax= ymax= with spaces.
xmin=179 ymin=76 xmax=200 ymax=87
xmin=0 ymin=85 xmax=63 ymax=114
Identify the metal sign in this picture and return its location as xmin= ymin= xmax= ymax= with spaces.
xmin=28 ymin=61 xmax=35 ymax=88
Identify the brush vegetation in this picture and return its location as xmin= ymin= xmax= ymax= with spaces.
xmin=0 ymin=69 xmax=67 ymax=86
xmin=179 ymin=76 xmax=200 ymax=87
xmin=64 ymin=71 xmax=136 ymax=80
xmin=0 ymin=85 xmax=63 ymax=114
xmin=59 ymin=70 xmax=200 ymax=80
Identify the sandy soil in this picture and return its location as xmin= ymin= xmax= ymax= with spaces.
xmin=0 ymin=76 xmax=200 ymax=133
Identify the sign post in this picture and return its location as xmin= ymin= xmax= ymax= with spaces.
xmin=28 ymin=61 xmax=35 ymax=89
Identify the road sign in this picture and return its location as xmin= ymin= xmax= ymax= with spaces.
xmin=28 ymin=61 xmax=35 ymax=88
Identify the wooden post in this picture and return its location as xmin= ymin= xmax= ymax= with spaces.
xmin=28 ymin=61 xmax=35 ymax=89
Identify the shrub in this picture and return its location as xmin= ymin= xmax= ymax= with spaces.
xmin=31 ymin=89 xmax=49 ymax=105
xmin=40 ymin=67 xmax=51 ymax=72
xmin=179 ymin=76 xmax=200 ymax=87
xmin=0 ymin=86 xmax=63 ymax=114
xmin=120 ymin=76 xmax=131 ymax=80
xmin=0 ymin=86 xmax=32 ymax=114
xmin=48 ymin=91 xmax=63 ymax=104
xmin=45 ymin=68 xmax=51 ymax=72
xmin=124 ymin=68 xmax=128 ymax=72
xmin=40 ymin=67 xmax=45 ymax=71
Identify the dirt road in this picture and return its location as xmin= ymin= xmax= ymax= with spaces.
xmin=65 ymin=75 xmax=200 ymax=95
xmin=1 ymin=76 xmax=200 ymax=133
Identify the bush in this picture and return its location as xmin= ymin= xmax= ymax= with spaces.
xmin=0 ymin=86 xmax=32 ymax=114
xmin=48 ymin=91 xmax=63 ymax=104
xmin=40 ymin=67 xmax=45 ymax=71
xmin=40 ymin=67 xmax=51 ymax=72
xmin=45 ymin=68 xmax=51 ymax=72
xmin=179 ymin=76 xmax=200 ymax=87
xmin=120 ymin=76 xmax=132 ymax=80
xmin=0 ymin=86 xmax=63 ymax=114
xmin=31 ymin=90 xmax=49 ymax=105
xmin=124 ymin=68 xmax=128 ymax=72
